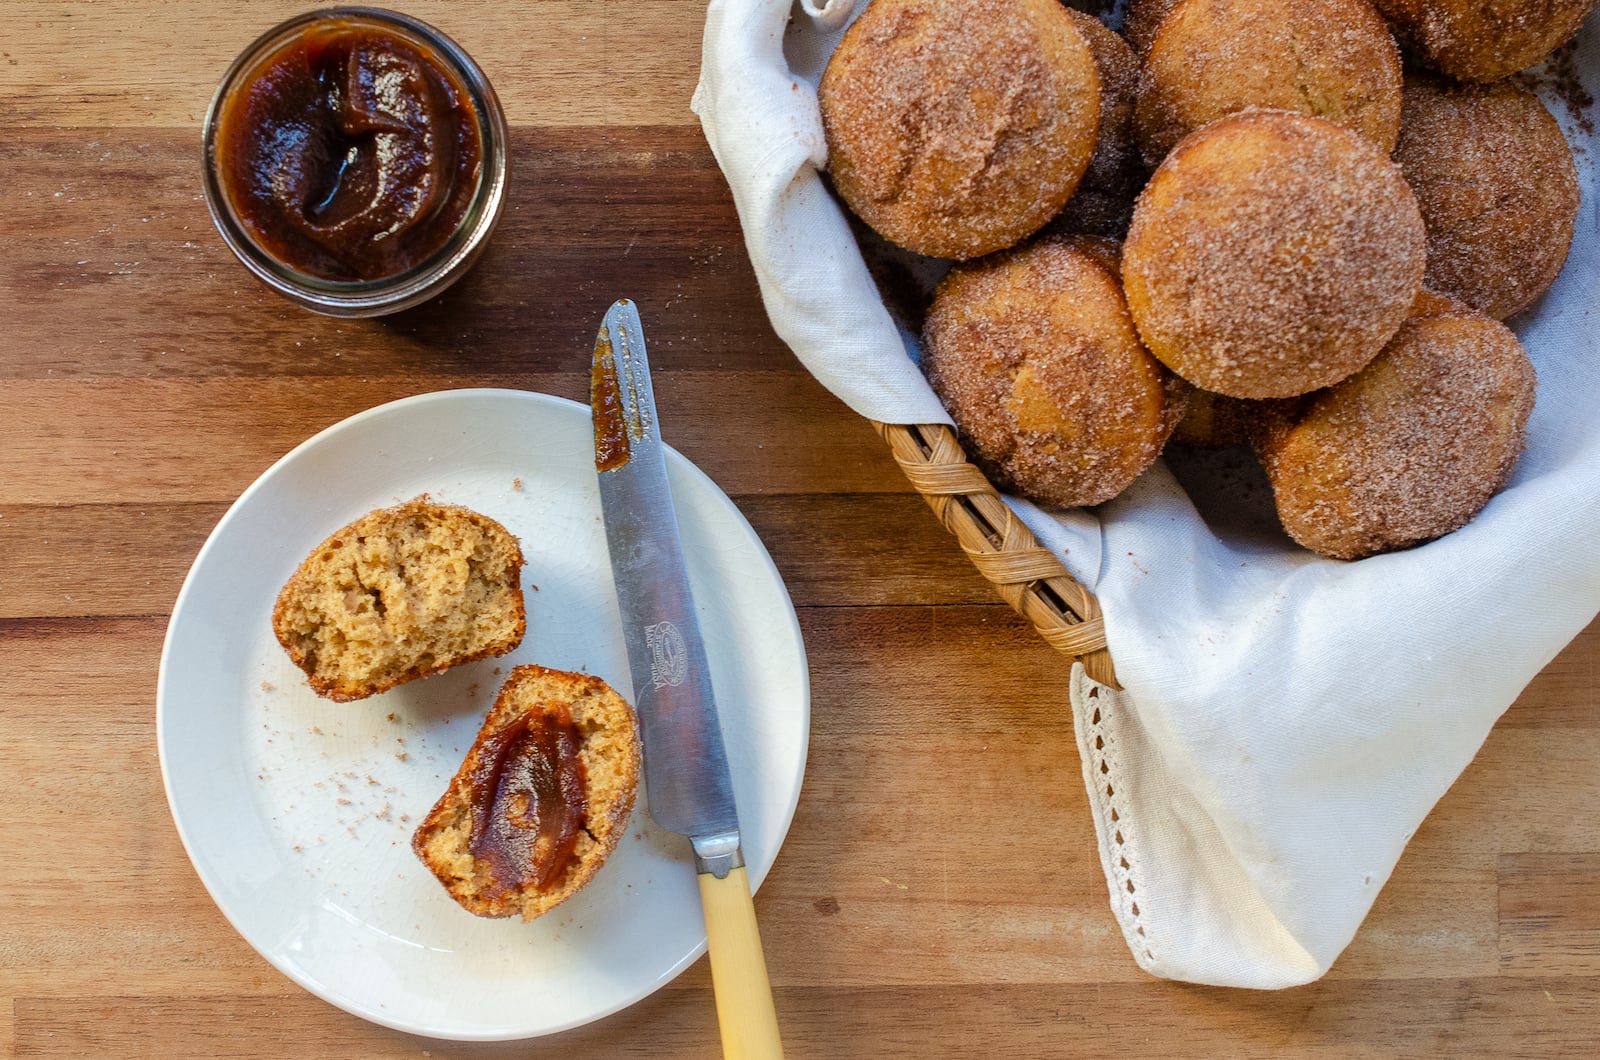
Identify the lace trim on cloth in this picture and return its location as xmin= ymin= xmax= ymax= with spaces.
xmin=1070 ymin=663 xmax=1330 ymax=987
xmin=1071 ymin=663 xmax=1158 ymax=974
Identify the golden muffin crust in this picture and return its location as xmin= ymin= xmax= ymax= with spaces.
xmin=1135 ymin=0 xmax=1402 ymax=166
xmin=924 ymin=236 xmax=1186 ymax=507
xmin=819 ymin=0 xmax=1101 ymax=260
xmin=1122 ymin=110 xmax=1425 ymax=399
xmin=1394 ymin=74 xmax=1580 ymax=321
xmin=413 ymin=665 xmax=641 ymax=921
xmin=272 ymin=499 xmax=526 ymax=702
xmin=1257 ymin=310 xmax=1536 ymax=560
xmin=1370 ymin=0 xmax=1597 ymax=82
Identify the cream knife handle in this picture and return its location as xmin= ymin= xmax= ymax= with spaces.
xmin=698 ymin=865 xmax=784 ymax=1060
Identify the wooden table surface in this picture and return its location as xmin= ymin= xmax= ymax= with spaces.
xmin=3 ymin=2 xmax=1597 ymax=1056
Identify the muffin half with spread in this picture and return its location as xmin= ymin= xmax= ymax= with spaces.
xmin=413 ymin=665 xmax=642 ymax=920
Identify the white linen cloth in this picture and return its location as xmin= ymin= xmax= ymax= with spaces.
xmin=694 ymin=0 xmax=1600 ymax=987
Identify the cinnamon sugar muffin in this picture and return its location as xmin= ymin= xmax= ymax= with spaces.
xmin=1256 ymin=306 xmax=1536 ymax=559
xmin=1370 ymin=0 xmax=1597 ymax=82
xmin=1134 ymin=0 xmax=1402 ymax=166
xmin=1394 ymin=74 xmax=1580 ymax=321
xmin=413 ymin=665 xmax=641 ymax=920
xmin=819 ymin=0 xmax=1102 ymax=260
xmin=1048 ymin=7 xmax=1145 ymax=239
xmin=1123 ymin=111 xmax=1425 ymax=399
xmin=272 ymin=499 xmax=526 ymax=701
xmin=924 ymin=236 xmax=1185 ymax=507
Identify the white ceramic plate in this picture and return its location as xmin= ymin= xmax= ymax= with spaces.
xmin=156 ymin=389 xmax=810 ymax=1041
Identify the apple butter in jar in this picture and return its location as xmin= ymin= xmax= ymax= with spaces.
xmin=202 ymin=8 xmax=507 ymax=315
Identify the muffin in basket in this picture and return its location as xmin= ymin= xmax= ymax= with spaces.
xmin=1256 ymin=301 xmax=1536 ymax=559
xmin=1122 ymin=110 xmax=1425 ymax=400
xmin=924 ymin=235 xmax=1187 ymax=507
xmin=1393 ymin=73 xmax=1581 ymax=321
xmin=1370 ymin=0 xmax=1597 ymax=82
xmin=819 ymin=0 xmax=1102 ymax=259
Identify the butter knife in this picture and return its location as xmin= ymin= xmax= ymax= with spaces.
xmin=590 ymin=299 xmax=784 ymax=1059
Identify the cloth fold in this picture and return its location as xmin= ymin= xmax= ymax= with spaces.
xmin=695 ymin=0 xmax=1600 ymax=987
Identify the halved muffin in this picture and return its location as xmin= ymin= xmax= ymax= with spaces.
xmin=413 ymin=665 xmax=641 ymax=920
xmin=272 ymin=498 xmax=526 ymax=701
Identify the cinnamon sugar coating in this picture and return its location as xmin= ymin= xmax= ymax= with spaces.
xmin=1122 ymin=111 xmax=1425 ymax=400
xmin=1408 ymin=287 xmax=1474 ymax=320
xmin=1257 ymin=306 xmax=1536 ymax=560
xmin=924 ymin=237 xmax=1186 ymax=507
xmin=1061 ymin=233 xmax=1124 ymax=277
xmin=1135 ymin=0 xmax=1402 ymax=166
xmin=1047 ymin=8 xmax=1145 ymax=239
xmin=1394 ymin=74 xmax=1580 ymax=321
xmin=819 ymin=0 xmax=1101 ymax=260
xmin=1124 ymin=0 xmax=1183 ymax=55
xmin=1370 ymin=0 xmax=1597 ymax=82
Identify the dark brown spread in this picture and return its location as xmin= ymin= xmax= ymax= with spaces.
xmin=592 ymin=331 xmax=632 ymax=471
xmin=466 ymin=705 xmax=588 ymax=896
xmin=214 ymin=17 xmax=483 ymax=281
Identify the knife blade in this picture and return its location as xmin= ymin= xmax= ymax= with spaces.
xmin=591 ymin=299 xmax=784 ymax=1059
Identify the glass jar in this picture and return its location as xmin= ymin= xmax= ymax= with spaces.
xmin=201 ymin=7 xmax=508 ymax=316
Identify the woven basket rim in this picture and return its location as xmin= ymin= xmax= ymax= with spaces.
xmin=872 ymin=420 xmax=1119 ymax=689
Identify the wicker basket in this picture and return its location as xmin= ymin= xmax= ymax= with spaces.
xmin=872 ymin=420 xmax=1119 ymax=689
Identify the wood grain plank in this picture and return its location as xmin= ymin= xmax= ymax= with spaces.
xmin=0 ymin=616 xmax=162 ymax=724
xmin=0 ymin=373 xmax=905 ymax=506
xmin=766 ymin=730 xmax=1123 ymax=987
xmin=1500 ymin=619 xmax=1600 ymax=729
xmin=0 ymin=600 xmax=1075 ymax=736
xmin=0 ymin=491 xmax=997 ymax=621
xmin=801 ymin=604 xmax=1075 ymax=736
xmin=9 ymin=981 xmax=717 ymax=1059
xmin=1416 ymin=729 xmax=1600 ymax=856
xmin=0 ymin=506 xmax=220 ymax=619
xmin=0 ymin=721 xmax=292 ymax=998
xmin=1 ymin=0 xmax=1595 ymax=1054
xmin=0 ymin=2 xmax=704 ymax=129
xmin=742 ymin=494 xmax=1002 ymax=607
xmin=0 ymin=127 xmax=784 ymax=380
xmin=761 ymin=978 xmax=1600 ymax=1057
xmin=14 ymin=978 xmax=1600 ymax=1058
xmin=0 ymin=606 xmax=1076 ymax=994
xmin=1499 ymin=854 xmax=1600 ymax=977
xmin=0 ymin=734 xmax=169 ymax=883
xmin=0 ymin=609 xmax=1550 ymax=991
xmin=1324 ymin=854 xmax=1499 ymax=981
xmin=0 ymin=895 xmax=276 ymax=999
xmin=771 ymin=743 xmax=1525 ymax=987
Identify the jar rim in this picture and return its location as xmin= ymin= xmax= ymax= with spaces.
xmin=200 ymin=6 xmax=509 ymax=316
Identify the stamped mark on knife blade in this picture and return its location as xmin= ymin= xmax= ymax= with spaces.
xmin=645 ymin=620 xmax=689 ymax=688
